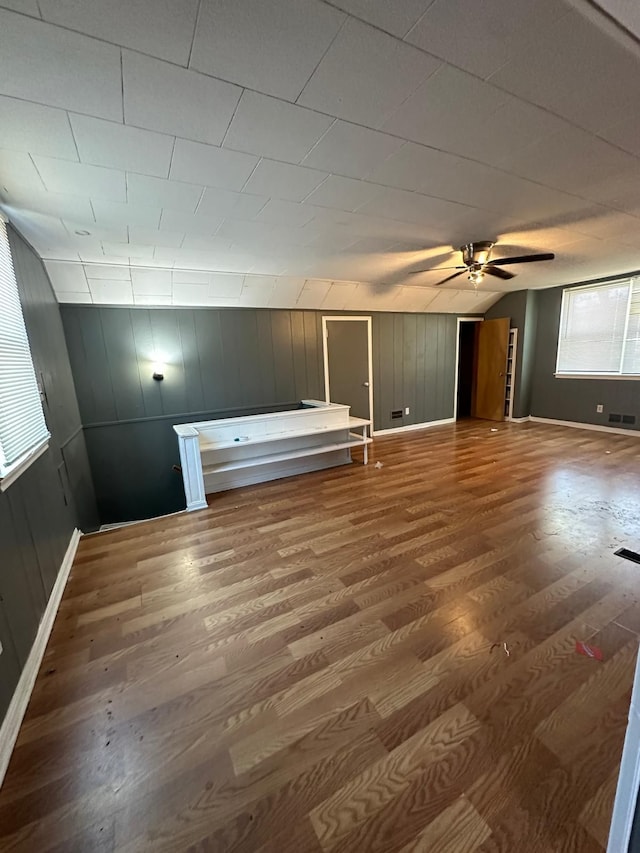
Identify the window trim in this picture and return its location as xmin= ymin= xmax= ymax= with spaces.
xmin=0 ymin=437 xmax=49 ymax=492
xmin=554 ymin=372 xmax=640 ymax=381
xmin=0 ymin=214 xmax=51 ymax=489
xmin=556 ymin=277 xmax=640 ymax=379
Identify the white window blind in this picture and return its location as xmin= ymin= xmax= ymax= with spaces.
xmin=557 ymin=277 xmax=640 ymax=376
xmin=0 ymin=219 xmax=50 ymax=479
xmin=622 ymin=279 xmax=640 ymax=375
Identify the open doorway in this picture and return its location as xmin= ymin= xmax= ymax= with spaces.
xmin=455 ymin=318 xmax=482 ymax=420
xmin=455 ymin=317 xmax=512 ymax=422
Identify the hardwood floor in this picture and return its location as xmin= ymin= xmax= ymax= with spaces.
xmin=1 ymin=419 xmax=639 ymax=852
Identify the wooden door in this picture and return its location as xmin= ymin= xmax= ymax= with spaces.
xmin=472 ymin=318 xmax=510 ymax=421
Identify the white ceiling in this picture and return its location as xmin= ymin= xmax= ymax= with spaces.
xmin=2 ymin=0 xmax=640 ymax=313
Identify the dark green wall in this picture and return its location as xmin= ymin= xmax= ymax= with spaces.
xmin=374 ymin=313 xmax=456 ymax=430
xmin=486 ymin=278 xmax=640 ymax=429
xmin=530 ymin=284 xmax=640 ymax=430
xmin=485 ymin=289 xmax=535 ymax=419
xmin=519 ymin=291 xmax=539 ymax=418
xmin=0 ymin=228 xmax=98 ymax=725
xmin=60 ymin=307 xmax=458 ymax=523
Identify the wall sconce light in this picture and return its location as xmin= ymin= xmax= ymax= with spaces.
xmin=152 ymin=363 xmax=165 ymax=381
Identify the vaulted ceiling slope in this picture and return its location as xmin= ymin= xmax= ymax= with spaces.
xmin=1 ymin=0 xmax=640 ymax=313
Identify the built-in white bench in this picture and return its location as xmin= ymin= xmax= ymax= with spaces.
xmin=174 ymin=400 xmax=372 ymax=510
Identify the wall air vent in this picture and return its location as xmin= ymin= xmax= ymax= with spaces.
xmin=391 ymin=409 xmax=403 ymax=419
xmin=608 ymin=413 xmax=622 ymax=423
xmin=622 ymin=414 xmax=636 ymax=425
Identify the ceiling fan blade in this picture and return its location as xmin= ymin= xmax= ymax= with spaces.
xmin=484 ymin=265 xmax=516 ymax=280
xmin=409 ymin=265 xmax=465 ymax=275
xmin=488 ymin=252 xmax=555 ymax=266
xmin=434 ymin=270 xmax=467 ymax=286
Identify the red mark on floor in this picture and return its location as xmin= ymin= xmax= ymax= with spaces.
xmin=575 ymin=641 xmax=603 ymax=661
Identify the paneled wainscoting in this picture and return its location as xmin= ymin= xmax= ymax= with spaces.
xmin=1 ymin=419 xmax=639 ymax=852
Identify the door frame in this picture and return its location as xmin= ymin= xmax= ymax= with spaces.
xmin=322 ymin=316 xmax=374 ymax=424
xmin=607 ymin=648 xmax=640 ymax=852
xmin=453 ymin=316 xmax=484 ymax=421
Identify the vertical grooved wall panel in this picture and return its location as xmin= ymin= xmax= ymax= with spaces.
xmin=0 ymin=227 xmax=98 ymax=729
xmin=60 ymin=307 xmax=458 ymax=521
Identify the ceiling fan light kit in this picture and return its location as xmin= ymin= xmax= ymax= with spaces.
xmin=462 ymin=241 xmax=493 ymax=267
xmin=410 ymin=241 xmax=555 ymax=288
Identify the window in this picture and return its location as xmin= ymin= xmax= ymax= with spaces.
xmin=0 ymin=217 xmax=50 ymax=489
xmin=556 ymin=277 xmax=640 ymax=377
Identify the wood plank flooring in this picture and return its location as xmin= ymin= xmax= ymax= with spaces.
xmin=1 ymin=419 xmax=639 ymax=852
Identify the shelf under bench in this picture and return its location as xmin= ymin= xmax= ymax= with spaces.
xmin=203 ymin=436 xmax=371 ymax=475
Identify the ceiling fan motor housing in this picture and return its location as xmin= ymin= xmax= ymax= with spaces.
xmin=461 ymin=241 xmax=494 ymax=267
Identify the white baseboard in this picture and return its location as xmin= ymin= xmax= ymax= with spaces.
xmin=0 ymin=527 xmax=81 ymax=787
xmin=373 ymin=417 xmax=455 ymax=437
xmin=529 ymin=415 xmax=640 ymax=437
xmin=374 ymin=415 xmax=640 ymax=438
xmin=95 ymin=508 xmax=188 ymax=533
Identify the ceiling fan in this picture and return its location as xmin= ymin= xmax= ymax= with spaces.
xmin=410 ymin=241 xmax=555 ymax=286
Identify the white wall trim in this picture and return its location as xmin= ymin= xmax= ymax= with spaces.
xmin=529 ymin=415 xmax=640 ymax=437
xmin=607 ymin=644 xmax=640 ymax=853
xmin=453 ymin=316 xmax=483 ymax=421
xmin=0 ymin=440 xmax=49 ymax=492
xmin=373 ymin=417 xmax=456 ymax=437
xmin=554 ymin=373 xmax=640 ymax=381
xmin=373 ymin=414 xmax=640 ymax=438
xmin=505 ymin=327 xmax=518 ymax=421
xmin=0 ymin=527 xmax=81 ymax=787
xmin=97 ymin=508 xmax=187 ymax=533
